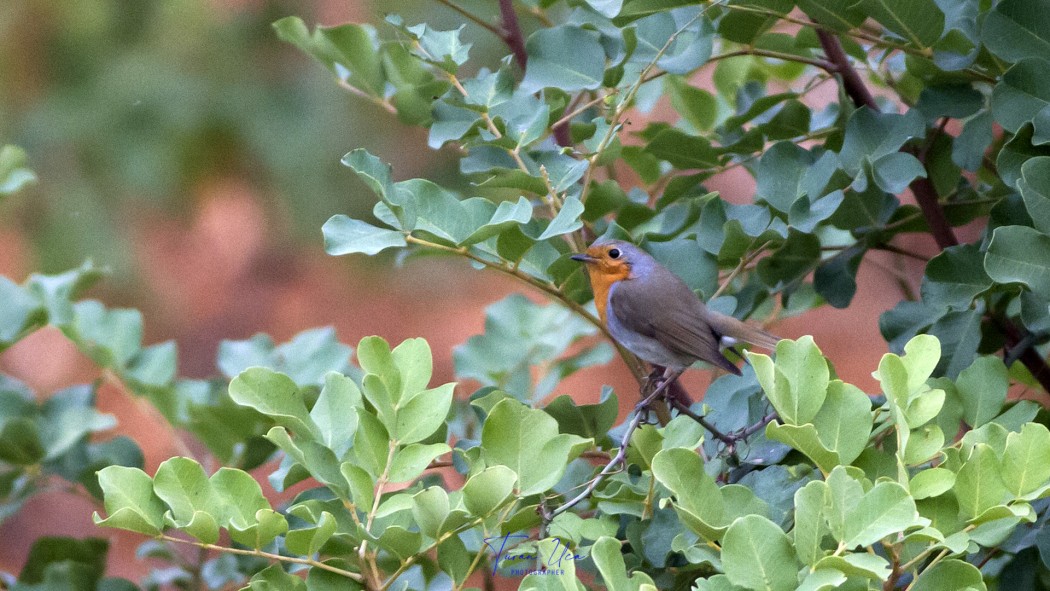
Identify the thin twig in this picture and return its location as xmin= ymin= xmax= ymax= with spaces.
xmin=160 ymin=534 xmax=363 ymax=582
xmin=433 ymin=0 xmax=503 ymax=37
xmin=546 ymin=371 xmax=683 ymax=521
xmin=498 ymin=0 xmax=528 ymax=70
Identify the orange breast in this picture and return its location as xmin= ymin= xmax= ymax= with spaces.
xmin=586 ymin=264 xmax=631 ymax=326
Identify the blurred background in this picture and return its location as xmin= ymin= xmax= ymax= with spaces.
xmin=0 ymin=0 xmax=917 ymax=581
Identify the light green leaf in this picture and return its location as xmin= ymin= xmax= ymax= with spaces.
xmin=93 ymin=466 xmax=167 ymax=535
xmin=910 ymin=467 xmax=955 ymax=499
xmin=722 ymin=515 xmax=800 ymax=591
xmin=228 ymin=368 xmax=316 ymax=440
xmin=842 ymin=481 xmax=922 ymax=547
xmin=0 ymin=145 xmax=37 ymax=197
xmin=481 ymin=399 xmax=590 ymax=495
xmin=388 ymin=443 xmax=450 ymax=483
xmin=956 ymin=356 xmax=1008 ymax=428
xmin=796 ymin=569 xmax=848 ymax=591
xmin=521 ymin=26 xmax=605 ymax=93
xmin=153 ymin=458 xmax=219 ymax=544
xmin=537 ymin=196 xmax=585 ymax=241
xmin=652 ymin=448 xmax=726 ymax=540
xmin=910 ymin=559 xmax=986 ymax=591
xmin=462 ymin=465 xmax=517 ymax=516
xmin=1001 ymin=423 xmax=1050 ymax=497
xmin=323 ymin=216 xmax=407 ymax=256
xmin=814 ymin=553 xmax=891 ymax=580
xmin=393 ymin=383 xmax=453 ymax=444
xmin=750 ymin=336 xmax=829 ymax=425
xmin=592 ymin=535 xmax=656 ymax=591
xmin=285 ymin=511 xmax=337 ymax=556
xmin=412 ymin=487 xmax=450 ymax=539
xmin=310 ymin=372 xmax=361 ymax=458
xmin=792 ymin=480 xmax=829 ymax=566
xmin=955 ymin=444 xmax=1009 ymax=520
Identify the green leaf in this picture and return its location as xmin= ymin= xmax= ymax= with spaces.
xmin=286 ymin=511 xmax=337 ymax=556
xmin=652 ymin=448 xmax=729 ymax=541
xmin=722 ymin=515 xmax=800 ymax=591
xmin=388 ymin=443 xmax=450 ymax=483
xmin=956 ymin=356 xmax=1008 ymax=428
xmin=66 ymin=301 xmax=142 ymax=369
xmin=992 ymin=58 xmax=1050 ymax=134
xmin=462 ymin=465 xmax=516 ymax=516
xmin=273 ymin=18 xmax=384 ymax=96
xmin=18 ymin=537 xmax=111 ymax=588
xmin=796 ymin=0 xmax=866 ymax=32
xmin=1001 ymin=423 xmax=1050 ymax=497
xmin=955 ymin=444 xmax=1009 ymax=520
xmin=910 ymin=467 xmax=955 ymax=499
xmin=909 ymin=558 xmax=986 ymax=591
xmin=842 ymin=481 xmax=921 ymax=547
xmin=644 ymin=127 xmax=719 ymax=169
xmin=792 ymin=480 xmax=829 ymax=566
xmin=481 ymin=399 xmax=589 ymax=495
xmin=749 ymin=336 xmax=829 ymax=425
xmin=920 ymin=243 xmax=993 ymax=309
xmin=521 ymin=26 xmax=605 ymax=93
xmin=218 ymin=327 xmax=353 ymax=387
xmin=755 ymin=142 xmax=813 ymax=213
xmin=393 ymin=19 xmax=472 ymax=73
xmin=537 ymin=196 xmax=585 ymax=241
xmin=310 ymin=372 xmax=361 ymax=458
xmin=814 ymin=553 xmax=891 ymax=581
xmin=982 ymin=224 xmax=1050 ymax=298
xmin=455 ymin=294 xmax=605 ymax=401
xmin=795 ymin=569 xmax=848 ymax=591
xmin=871 ymin=152 xmax=926 ymax=194
xmin=211 ymin=468 xmax=285 ymax=548
xmin=981 ymin=0 xmax=1050 ymax=63
xmin=544 ymin=389 xmax=619 ymax=439
xmin=228 ymin=368 xmax=316 ymax=440
xmin=0 ymin=145 xmax=37 ymax=197
xmin=412 ymin=487 xmax=450 ymax=539
xmin=93 ymin=466 xmax=166 ymax=535
xmin=857 ymin=0 xmax=944 ymax=47
xmin=322 ymin=216 xmax=407 ymax=256
xmin=245 ymin=564 xmax=307 ymax=591
xmin=0 ymin=278 xmax=45 ymax=350
xmin=153 ymin=457 xmax=220 ymax=544
xmin=393 ymin=383 xmax=453 ymax=444
xmin=1019 ymin=157 xmax=1050 ymax=234
xmin=592 ymin=535 xmax=656 ymax=591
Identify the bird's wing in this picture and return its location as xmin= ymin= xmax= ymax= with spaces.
xmin=610 ymin=273 xmax=740 ymax=374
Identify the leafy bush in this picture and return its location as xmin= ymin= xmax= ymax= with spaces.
xmin=4 ymin=0 xmax=1050 ymax=589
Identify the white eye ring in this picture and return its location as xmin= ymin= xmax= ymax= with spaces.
xmin=608 ymin=248 xmax=621 ymax=259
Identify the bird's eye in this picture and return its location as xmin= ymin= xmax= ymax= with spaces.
xmin=608 ymin=248 xmax=621 ymax=259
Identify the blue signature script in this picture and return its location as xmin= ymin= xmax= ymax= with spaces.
xmin=483 ymin=533 xmax=586 ymax=575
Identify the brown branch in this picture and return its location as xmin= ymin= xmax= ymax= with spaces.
xmin=816 ymin=30 xmax=877 ymax=110
xmin=818 ymin=28 xmax=1050 ymax=395
xmin=497 ymin=0 xmax=570 ymax=146
xmin=498 ymin=0 xmax=528 ymax=70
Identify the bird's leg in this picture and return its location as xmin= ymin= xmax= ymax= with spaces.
xmin=635 ymin=367 xmax=685 ymax=413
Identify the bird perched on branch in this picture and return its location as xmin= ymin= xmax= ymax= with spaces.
xmin=572 ymin=239 xmax=780 ymax=405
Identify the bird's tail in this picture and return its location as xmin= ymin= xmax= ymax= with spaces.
xmin=705 ymin=311 xmax=781 ymax=351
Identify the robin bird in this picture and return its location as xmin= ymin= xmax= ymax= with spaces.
xmin=572 ymin=239 xmax=780 ymax=406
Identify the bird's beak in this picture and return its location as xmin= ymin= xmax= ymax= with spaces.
xmin=571 ymin=253 xmax=596 ymax=264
